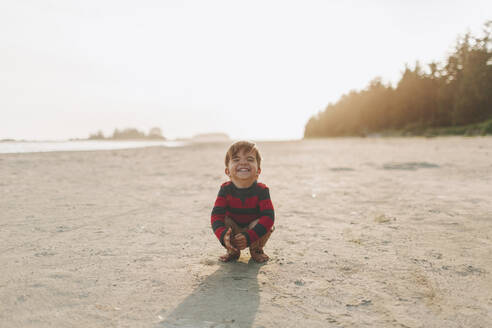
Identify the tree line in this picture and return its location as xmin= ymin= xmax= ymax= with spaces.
xmin=89 ymin=127 xmax=165 ymax=140
xmin=304 ymin=21 xmax=492 ymax=137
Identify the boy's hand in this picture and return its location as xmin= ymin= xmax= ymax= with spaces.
xmin=224 ymin=228 xmax=238 ymax=253
xmin=232 ymin=233 xmax=247 ymax=250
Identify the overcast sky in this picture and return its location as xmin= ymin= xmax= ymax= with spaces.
xmin=1 ymin=0 xmax=491 ymax=140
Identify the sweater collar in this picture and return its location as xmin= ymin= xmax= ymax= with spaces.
xmin=230 ymin=180 xmax=257 ymax=190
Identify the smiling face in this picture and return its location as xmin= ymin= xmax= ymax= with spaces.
xmin=225 ymin=148 xmax=261 ymax=188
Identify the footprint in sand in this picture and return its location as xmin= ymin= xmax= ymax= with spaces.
xmin=382 ymin=162 xmax=439 ymax=171
xmin=156 ymin=318 xmax=240 ymax=328
xmin=330 ymin=167 xmax=355 ymax=172
xmin=346 ymin=299 xmax=372 ymax=308
xmin=374 ymin=213 xmax=395 ymax=223
xmin=442 ymin=264 xmax=486 ymax=276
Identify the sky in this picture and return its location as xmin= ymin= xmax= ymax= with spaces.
xmin=1 ymin=0 xmax=491 ymax=141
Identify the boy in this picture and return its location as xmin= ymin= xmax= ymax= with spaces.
xmin=211 ymin=141 xmax=275 ymax=263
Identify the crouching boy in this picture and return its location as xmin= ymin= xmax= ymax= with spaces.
xmin=211 ymin=141 xmax=275 ymax=263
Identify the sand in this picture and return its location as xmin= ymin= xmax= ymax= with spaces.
xmin=1 ymin=137 xmax=491 ymax=328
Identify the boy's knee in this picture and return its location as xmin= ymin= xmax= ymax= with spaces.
xmin=247 ymin=219 xmax=259 ymax=230
xmin=248 ymin=219 xmax=275 ymax=233
xmin=250 ymin=227 xmax=273 ymax=249
xmin=224 ymin=216 xmax=240 ymax=234
xmin=224 ymin=216 xmax=233 ymax=226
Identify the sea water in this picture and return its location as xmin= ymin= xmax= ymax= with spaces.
xmin=0 ymin=140 xmax=187 ymax=154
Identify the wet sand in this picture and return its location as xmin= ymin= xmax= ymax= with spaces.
xmin=1 ymin=137 xmax=491 ymax=327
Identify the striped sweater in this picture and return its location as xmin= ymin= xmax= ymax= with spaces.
xmin=211 ymin=181 xmax=275 ymax=246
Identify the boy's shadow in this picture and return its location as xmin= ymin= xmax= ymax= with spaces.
xmin=157 ymin=259 xmax=262 ymax=328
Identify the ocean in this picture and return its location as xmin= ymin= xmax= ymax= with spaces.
xmin=0 ymin=140 xmax=187 ymax=154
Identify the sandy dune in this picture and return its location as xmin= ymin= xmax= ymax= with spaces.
xmin=1 ymin=137 xmax=491 ymax=327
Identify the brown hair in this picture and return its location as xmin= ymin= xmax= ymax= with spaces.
xmin=225 ymin=141 xmax=262 ymax=169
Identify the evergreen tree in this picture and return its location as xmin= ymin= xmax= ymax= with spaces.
xmin=304 ymin=21 xmax=492 ymax=138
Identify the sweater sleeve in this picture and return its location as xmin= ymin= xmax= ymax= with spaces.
xmin=211 ymin=185 xmax=228 ymax=246
xmin=243 ymin=186 xmax=275 ymax=246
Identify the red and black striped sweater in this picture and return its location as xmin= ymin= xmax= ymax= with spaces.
xmin=211 ymin=181 xmax=275 ymax=247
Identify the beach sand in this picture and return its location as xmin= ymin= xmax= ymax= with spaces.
xmin=1 ymin=137 xmax=491 ymax=328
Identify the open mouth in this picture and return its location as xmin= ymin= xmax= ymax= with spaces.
xmin=237 ymin=168 xmax=251 ymax=173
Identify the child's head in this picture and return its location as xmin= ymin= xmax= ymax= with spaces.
xmin=224 ymin=141 xmax=262 ymax=186
xmin=225 ymin=141 xmax=262 ymax=169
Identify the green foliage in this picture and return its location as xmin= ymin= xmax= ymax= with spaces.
xmin=304 ymin=21 xmax=492 ymax=138
xmin=417 ymin=119 xmax=492 ymax=137
xmin=482 ymin=120 xmax=492 ymax=134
